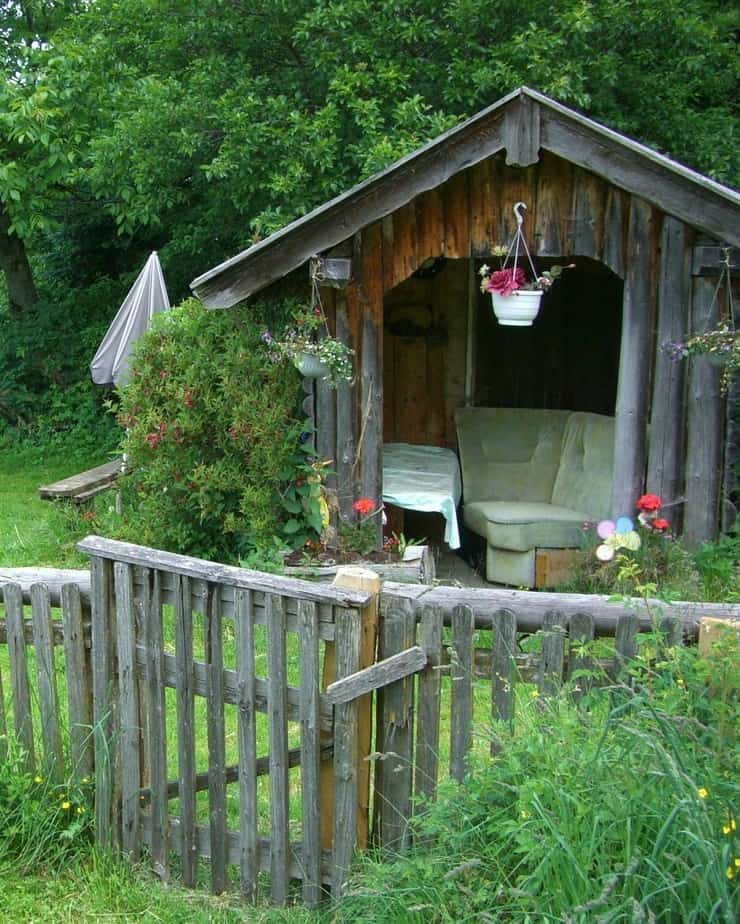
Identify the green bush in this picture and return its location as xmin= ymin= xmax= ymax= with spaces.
xmin=111 ymin=298 xmax=312 ymax=562
xmin=336 ymin=638 xmax=739 ymax=923
xmin=0 ymin=747 xmax=93 ymax=872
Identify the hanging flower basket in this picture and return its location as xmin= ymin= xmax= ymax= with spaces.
xmin=491 ymin=290 xmax=544 ymax=327
xmin=294 ymin=351 xmax=330 ymax=378
xmin=479 ymin=203 xmax=571 ymax=328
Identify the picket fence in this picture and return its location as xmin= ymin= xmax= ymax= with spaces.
xmin=1 ymin=536 xmax=727 ymax=906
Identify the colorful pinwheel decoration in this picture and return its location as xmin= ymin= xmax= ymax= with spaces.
xmin=595 ymin=516 xmax=642 ymax=562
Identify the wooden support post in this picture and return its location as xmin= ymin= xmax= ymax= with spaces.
xmin=321 ymin=567 xmax=380 ymax=857
xmin=684 ymin=275 xmax=723 ymax=547
xmin=612 ymin=197 xmax=655 ymax=517
xmin=90 ymin=556 xmax=115 ymax=849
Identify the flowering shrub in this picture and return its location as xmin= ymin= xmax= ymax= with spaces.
xmin=338 ymin=497 xmax=380 ymax=555
xmin=112 ymin=299 xmax=311 ymax=563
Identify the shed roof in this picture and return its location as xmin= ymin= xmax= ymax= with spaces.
xmin=191 ymin=86 xmax=740 ymax=309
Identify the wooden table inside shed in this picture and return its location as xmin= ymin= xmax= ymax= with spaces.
xmin=38 ymin=458 xmax=122 ymax=503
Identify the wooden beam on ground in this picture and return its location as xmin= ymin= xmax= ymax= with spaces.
xmin=38 ymin=459 xmax=122 ymax=501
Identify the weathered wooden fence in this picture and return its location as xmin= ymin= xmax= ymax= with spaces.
xmin=2 ymin=544 xmax=738 ymax=905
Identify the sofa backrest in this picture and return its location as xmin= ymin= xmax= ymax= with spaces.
xmin=455 ymin=407 xmax=571 ymax=504
xmin=551 ymin=412 xmax=615 ymax=518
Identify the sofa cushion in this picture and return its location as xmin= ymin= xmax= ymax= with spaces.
xmin=464 ymin=501 xmax=590 ymax=552
xmin=455 ymin=408 xmax=570 ymax=504
xmin=551 ymin=412 xmax=614 ymax=520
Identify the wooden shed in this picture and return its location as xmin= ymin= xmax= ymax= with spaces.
xmin=191 ymin=86 xmax=740 ymax=560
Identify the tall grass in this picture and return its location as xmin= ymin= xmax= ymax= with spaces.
xmin=334 ymin=635 xmax=739 ymax=922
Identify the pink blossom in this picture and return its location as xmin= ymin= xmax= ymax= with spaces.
xmin=486 ymin=267 xmax=526 ymax=296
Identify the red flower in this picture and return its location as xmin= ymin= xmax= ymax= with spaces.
xmin=653 ymin=518 xmax=669 ymax=531
xmin=352 ymin=498 xmax=375 ymax=516
xmin=636 ymin=493 xmax=662 ymax=512
xmin=486 ymin=267 xmax=526 ymax=296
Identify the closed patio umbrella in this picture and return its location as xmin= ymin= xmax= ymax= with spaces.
xmin=90 ymin=251 xmax=170 ymax=387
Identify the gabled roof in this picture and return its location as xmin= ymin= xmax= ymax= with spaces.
xmin=191 ymin=86 xmax=740 ymax=309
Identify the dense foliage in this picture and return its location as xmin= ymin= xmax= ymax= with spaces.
xmin=110 ymin=298 xmax=319 ymax=562
xmin=0 ymin=1 xmax=737 ymax=448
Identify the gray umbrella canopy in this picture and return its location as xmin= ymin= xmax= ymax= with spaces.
xmin=90 ymin=252 xmax=170 ymax=387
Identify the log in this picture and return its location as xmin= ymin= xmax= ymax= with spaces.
xmin=0 ymin=568 xmax=91 ymax=606
xmin=380 ymin=582 xmax=740 ymax=641
xmin=283 ymin=545 xmax=435 ymax=584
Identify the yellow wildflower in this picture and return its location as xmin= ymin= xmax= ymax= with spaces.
xmin=530 ymin=689 xmax=539 ymax=699
xmin=520 ymin=810 xmax=530 ymax=819
xmin=697 ymin=787 xmax=709 ymax=800
xmin=82 ymin=777 xmax=89 ymax=784
xmin=61 ymin=801 xmax=71 ymax=810
xmin=33 ymin=775 xmax=42 ymax=784
xmin=735 ymin=858 xmax=740 ymax=868
xmin=77 ymin=806 xmax=85 ymax=815
xmin=723 ymin=818 xmax=737 ymax=835
xmin=727 ymin=866 xmax=735 ymax=880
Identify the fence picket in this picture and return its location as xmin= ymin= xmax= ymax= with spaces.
xmin=568 ymin=612 xmax=595 ymax=704
xmin=204 ymin=582 xmax=227 ymax=894
xmin=234 ymin=587 xmax=258 ymax=900
xmin=491 ymin=608 xmax=517 ymax=731
xmin=332 ymin=605 xmax=361 ymax=898
xmin=114 ymin=562 xmax=139 ymax=860
xmin=450 ymin=604 xmax=474 ymax=783
xmin=91 ymin=556 xmax=115 ymax=848
xmin=4 ymin=582 xmax=35 ymax=772
xmin=659 ymin=615 xmax=683 ymax=649
xmin=266 ymin=593 xmax=289 ymax=904
xmin=614 ymin=613 xmax=640 ymax=681
xmin=538 ymin=611 xmax=566 ymax=697
xmin=31 ymin=583 xmax=63 ymax=778
xmin=61 ymin=582 xmax=93 ymax=778
xmin=174 ymin=574 xmax=198 ymax=888
xmin=144 ymin=569 xmax=169 ymax=880
xmin=374 ymin=598 xmax=416 ymax=850
xmin=414 ymin=605 xmax=443 ymax=809
xmin=298 ymin=599 xmax=322 ymax=906
xmin=0 ymin=664 xmax=7 ymax=763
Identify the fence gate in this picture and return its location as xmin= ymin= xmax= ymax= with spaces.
xmin=79 ymin=537 xmax=377 ymax=905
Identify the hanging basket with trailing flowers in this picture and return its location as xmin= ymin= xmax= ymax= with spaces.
xmin=479 ymin=202 xmax=572 ymax=327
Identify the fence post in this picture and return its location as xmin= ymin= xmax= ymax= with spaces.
xmin=414 ymin=605 xmax=443 ymax=809
xmin=491 ymin=608 xmax=517 ymax=752
xmin=61 ymin=582 xmax=93 ymax=779
xmin=31 ymin=583 xmax=64 ymax=780
xmin=90 ymin=555 xmax=116 ymax=849
xmin=3 ymin=582 xmax=35 ymax=773
xmin=450 ymin=604 xmax=475 ymax=782
xmin=538 ymin=610 xmax=566 ymax=698
xmin=568 ymin=612 xmax=595 ymax=704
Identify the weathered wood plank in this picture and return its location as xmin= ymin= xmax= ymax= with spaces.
xmin=568 ymin=612 xmax=595 ymax=704
xmin=684 ymin=274 xmax=723 ymax=546
xmin=602 ymin=187 xmax=628 ymax=277
xmin=442 ymin=171 xmax=469 ymax=259
xmin=298 ymin=599 xmax=322 ymax=906
xmin=38 ymin=458 xmax=122 ymax=500
xmin=90 ymin=556 xmax=114 ymax=847
xmin=174 ymin=575 xmax=197 ymax=887
xmin=533 ymin=152 xmax=572 ymax=256
xmin=325 ymin=646 xmax=426 ymax=705
xmin=416 ymin=187 xmax=445 ymax=262
xmin=450 ymin=604 xmax=475 ymax=782
xmin=267 ymin=594 xmax=289 ymax=904
xmin=3 ymin=582 xmax=35 ymax=772
xmin=374 ymin=598 xmax=416 ymax=849
xmin=77 ymin=536 xmax=373 ymax=609
xmin=204 ymin=583 xmax=226 ymax=894
xmin=538 ymin=611 xmax=566 ymax=697
xmin=0 ymin=664 xmax=7 ymax=763
xmin=61 ymin=583 xmax=93 ymax=778
xmin=144 ymin=570 xmax=168 ymax=880
xmin=503 ymin=93 xmax=541 ymax=167
xmin=491 ymin=608 xmax=517 ymax=734
xmin=392 ymin=201 xmax=418 ymax=287
xmin=0 ymin=568 xmax=91 ymax=606
xmin=469 ymin=158 xmax=497 ymax=256
xmin=331 ymin=605 xmax=362 ymax=898
xmin=381 ymin=584 xmax=739 ymax=639
xmin=30 ymin=583 xmax=63 ymax=778
xmin=234 ymin=587 xmax=258 ymax=900
xmin=414 ymin=605 xmax=443 ymax=808
xmin=647 ymin=217 xmax=691 ymax=524
xmin=614 ymin=612 xmax=640 ymax=681
xmin=569 ymin=169 xmax=606 ymax=258
xmin=334 ymin=290 xmax=358 ymax=522
xmin=114 ymin=562 xmax=139 ymax=860
xmin=611 ymin=196 xmax=656 ymax=517
xmin=316 ymin=291 xmax=337 ymax=497
xmin=498 ymin=162 xmax=537 ymax=247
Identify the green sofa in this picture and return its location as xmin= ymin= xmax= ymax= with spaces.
xmin=455 ymin=408 xmax=615 ymax=586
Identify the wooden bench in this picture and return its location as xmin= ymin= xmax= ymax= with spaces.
xmin=38 ymin=458 xmax=123 ymax=503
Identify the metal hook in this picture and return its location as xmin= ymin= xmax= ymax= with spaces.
xmin=513 ymin=202 xmax=527 ymax=227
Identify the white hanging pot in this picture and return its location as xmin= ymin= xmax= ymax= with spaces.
xmin=491 ymin=290 xmax=543 ymax=327
xmin=294 ymin=351 xmax=330 ymax=378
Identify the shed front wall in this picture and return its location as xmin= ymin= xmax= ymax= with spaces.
xmin=314 ymin=150 xmax=728 ymax=546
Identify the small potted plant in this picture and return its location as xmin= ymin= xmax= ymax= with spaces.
xmin=479 ymin=202 xmax=571 ymax=326
xmin=666 ymin=325 xmax=739 ymax=370
xmin=263 ymin=303 xmax=354 ymax=387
